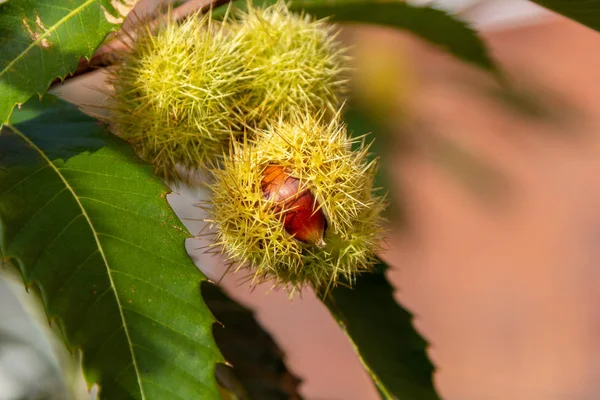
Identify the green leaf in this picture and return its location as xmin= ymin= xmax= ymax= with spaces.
xmin=323 ymin=261 xmax=439 ymax=400
xmin=528 ymin=1 xmax=600 ymax=32
xmin=219 ymin=0 xmax=497 ymax=72
xmin=201 ymin=282 xmax=303 ymax=400
xmin=0 ymin=96 xmax=223 ymax=399
xmin=0 ymin=0 xmax=125 ymax=127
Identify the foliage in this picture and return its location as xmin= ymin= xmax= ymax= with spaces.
xmin=529 ymin=0 xmax=600 ymax=32
xmin=201 ymin=282 xmax=303 ymax=400
xmin=324 ymin=261 xmax=438 ymax=400
xmin=0 ymin=0 xmax=130 ymax=127
xmin=0 ymin=96 xmax=222 ymax=399
xmin=1 ymin=0 xmax=598 ymax=399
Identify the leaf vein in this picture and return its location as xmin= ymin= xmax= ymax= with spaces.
xmin=133 ymin=342 xmax=213 ymax=392
xmin=87 ymin=325 xmax=125 ymax=366
xmin=5 ymin=187 xmax=67 ymax=248
xmin=28 ymin=213 xmax=84 ymax=279
xmin=0 ymin=0 xmax=99 ymax=80
xmin=0 ymin=165 xmax=48 ymax=198
xmin=52 ymin=248 xmax=100 ymax=296
xmin=97 ymin=233 xmax=180 ymax=266
xmin=111 ymin=269 xmax=210 ymax=315
xmin=5 ymin=123 xmax=148 ymax=399
xmin=123 ymin=306 xmax=210 ymax=349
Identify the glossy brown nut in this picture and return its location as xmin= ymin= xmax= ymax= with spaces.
xmin=261 ymin=165 xmax=326 ymax=247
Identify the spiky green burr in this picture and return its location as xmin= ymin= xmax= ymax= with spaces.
xmin=231 ymin=1 xmax=349 ymax=126
xmin=207 ymin=111 xmax=385 ymax=294
xmin=108 ymin=12 xmax=249 ymax=181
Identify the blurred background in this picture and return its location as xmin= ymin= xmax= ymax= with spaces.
xmin=4 ymin=0 xmax=600 ymax=399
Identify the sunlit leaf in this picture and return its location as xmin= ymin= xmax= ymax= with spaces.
xmin=0 ymin=0 xmax=128 ymax=126
xmin=0 ymin=96 xmax=222 ymax=399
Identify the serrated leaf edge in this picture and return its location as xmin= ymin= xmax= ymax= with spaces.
xmin=4 ymin=122 xmax=148 ymax=399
